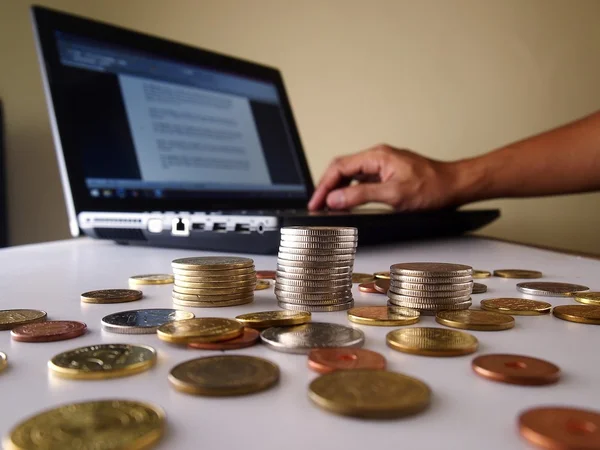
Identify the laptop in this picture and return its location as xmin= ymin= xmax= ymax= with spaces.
xmin=31 ymin=6 xmax=499 ymax=254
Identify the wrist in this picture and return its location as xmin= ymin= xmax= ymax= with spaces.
xmin=444 ymin=157 xmax=489 ymax=206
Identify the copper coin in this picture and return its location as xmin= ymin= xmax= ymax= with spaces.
xmin=10 ymin=320 xmax=87 ymax=343
xmin=472 ymin=354 xmax=560 ymax=386
xmin=519 ymin=406 xmax=600 ymax=450
xmin=187 ymin=327 xmax=260 ymax=350
xmin=374 ymin=278 xmax=390 ymax=294
xmin=256 ymin=270 xmax=276 ymax=280
xmin=307 ymin=348 xmax=386 ymax=374
xmin=358 ymin=282 xmax=380 ymax=294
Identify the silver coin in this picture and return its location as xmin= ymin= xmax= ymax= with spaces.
xmin=275 ymin=277 xmax=352 ymax=288
xmin=390 ymin=262 xmax=473 ymax=277
xmin=172 ymin=296 xmax=254 ymax=308
xmin=388 ymin=299 xmax=472 ymax=311
xmin=275 ymin=294 xmax=353 ymax=306
xmin=280 ymin=235 xmax=358 ymax=244
xmin=391 ymin=274 xmax=473 ymax=284
xmin=277 ymin=258 xmax=355 ymax=269
xmin=274 ymin=289 xmax=353 ymax=301
xmin=260 ymin=322 xmax=363 ymax=353
xmin=472 ymin=283 xmax=488 ymax=294
xmin=171 ymin=291 xmax=255 ymax=302
xmin=172 ymin=267 xmax=256 ymax=277
xmin=274 ymin=283 xmax=352 ymax=294
xmin=275 ymin=270 xmax=351 ymax=281
xmin=278 ymin=252 xmax=356 ymax=262
xmin=276 ymin=247 xmax=357 ymax=256
xmin=390 ymin=281 xmax=473 ymax=292
xmin=280 ymin=227 xmax=358 ymax=237
xmin=276 ymin=264 xmax=353 ymax=275
xmin=388 ymin=288 xmax=473 ymax=299
xmin=172 ymin=256 xmax=254 ymax=270
xmin=278 ymin=301 xmax=354 ymax=312
xmin=516 ymin=282 xmax=589 ymax=297
xmin=101 ymin=309 xmax=195 ymax=334
xmin=278 ymin=240 xmax=358 ymax=250
xmin=387 ymin=292 xmax=472 ymax=304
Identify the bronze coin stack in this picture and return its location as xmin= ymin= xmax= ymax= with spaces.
xmin=387 ymin=262 xmax=473 ymax=315
xmin=171 ymin=256 xmax=256 ymax=307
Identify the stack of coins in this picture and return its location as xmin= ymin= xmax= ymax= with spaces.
xmin=171 ymin=256 xmax=256 ymax=307
xmin=387 ymin=262 xmax=473 ymax=315
xmin=275 ymin=227 xmax=357 ymax=312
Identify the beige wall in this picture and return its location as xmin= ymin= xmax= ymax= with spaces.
xmin=1 ymin=0 xmax=600 ymax=252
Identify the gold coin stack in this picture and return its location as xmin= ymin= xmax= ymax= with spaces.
xmin=171 ymin=256 xmax=256 ymax=307
xmin=387 ymin=262 xmax=473 ymax=315
xmin=275 ymin=226 xmax=358 ymax=312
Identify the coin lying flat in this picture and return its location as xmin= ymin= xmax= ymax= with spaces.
xmin=101 ymin=309 xmax=195 ymax=334
xmin=374 ymin=271 xmax=390 ymax=280
xmin=480 ymin=298 xmax=551 ymax=316
xmin=235 ymin=310 xmax=311 ymax=329
xmin=0 ymin=309 xmax=47 ymax=331
xmin=391 ymin=262 xmax=472 ymax=277
xmin=472 ymin=270 xmax=491 ymax=279
xmin=394 ymin=281 xmax=473 ymax=292
xmin=48 ymin=344 xmax=157 ymax=379
xmin=347 ymin=306 xmax=420 ymax=326
xmin=553 ymin=305 xmax=600 ymax=325
xmin=518 ymin=406 xmax=600 ymax=450
xmin=472 ymin=354 xmax=560 ymax=386
xmin=281 ymin=226 xmax=357 ymax=236
xmin=388 ymin=291 xmax=472 ymax=304
xmin=188 ymin=328 xmax=260 ymax=350
xmin=278 ymin=301 xmax=354 ymax=312
xmin=172 ymin=267 xmax=256 ymax=277
xmin=309 ymin=370 xmax=431 ymax=419
xmin=472 ymin=283 xmax=487 ymax=294
xmin=392 ymin=274 xmax=473 ymax=284
xmin=352 ymin=273 xmax=375 ymax=284
xmin=157 ymin=318 xmax=243 ymax=344
xmin=255 ymin=280 xmax=271 ymax=290
xmin=358 ymin=282 xmax=379 ymax=294
xmin=571 ymin=291 xmax=600 ymax=306
xmin=494 ymin=269 xmax=543 ymax=279
xmin=391 ymin=288 xmax=473 ymax=298
xmin=256 ymin=270 xmax=276 ymax=280
xmin=128 ymin=273 xmax=174 ymax=285
xmin=0 ymin=352 xmax=6 ymax=373
xmin=436 ymin=310 xmax=515 ymax=331
xmin=172 ymin=256 xmax=254 ymax=270
xmin=11 ymin=321 xmax=87 ymax=342
xmin=173 ymin=285 xmax=255 ymax=295
xmin=308 ymin=348 xmax=386 ymax=374
xmin=375 ymin=278 xmax=390 ymax=294
xmin=386 ymin=327 xmax=478 ymax=356
xmin=81 ymin=289 xmax=143 ymax=304
xmin=169 ymin=355 xmax=279 ymax=396
xmin=517 ymin=282 xmax=590 ymax=297
xmin=172 ymin=296 xmax=254 ymax=308
xmin=277 ymin=265 xmax=353 ymax=276
xmin=174 ymin=279 xmax=257 ymax=289
xmin=260 ymin=322 xmax=364 ymax=354
xmin=5 ymin=399 xmax=165 ymax=450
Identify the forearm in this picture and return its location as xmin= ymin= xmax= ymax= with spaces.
xmin=449 ymin=111 xmax=600 ymax=204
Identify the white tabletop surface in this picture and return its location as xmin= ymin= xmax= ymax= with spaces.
xmin=0 ymin=236 xmax=598 ymax=450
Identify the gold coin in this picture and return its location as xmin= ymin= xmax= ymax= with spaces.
xmin=157 ymin=318 xmax=243 ymax=344
xmin=571 ymin=291 xmax=600 ymax=306
xmin=171 ymin=256 xmax=254 ymax=270
xmin=172 ymin=296 xmax=254 ymax=308
xmin=48 ymin=344 xmax=156 ymax=379
xmin=480 ymin=298 xmax=551 ymax=316
xmin=172 ymin=267 xmax=256 ymax=277
xmin=493 ymin=269 xmax=542 ymax=279
xmin=80 ymin=289 xmax=143 ymax=304
xmin=255 ymin=280 xmax=271 ymax=290
xmin=352 ymin=273 xmax=375 ymax=283
xmin=174 ymin=279 xmax=256 ymax=289
xmin=347 ymin=306 xmax=420 ymax=326
xmin=5 ymin=399 xmax=165 ymax=450
xmin=171 ymin=291 xmax=255 ymax=302
xmin=553 ymin=305 xmax=600 ymax=325
xmin=172 ymin=285 xmax=255 ymax=295
xmin=0 ymin=309 xmax=47 ymax=331
xmin=235 ymin=310 xmax=311 ymax=329
xmin=308 ymin=369 xmax=430 ymax=418
xmin=386 ymin=327 xmax=478 ymax=356
xmin=128 ymin=273 xmax=174 ymax=285
xmin=169 ymin=355 xmax=279 ymax=396
xmin=174 ymin=273 xmax=257 ymax=283
xmin=0 ymin=352 xmax=6 ymax=373
xmin=374 ymin=271 xmax=391 ymax=280
xmin=436 ymin=310 xmax=515 ymax=331
xmin=473 ymin=270 xmax=491 ymax=279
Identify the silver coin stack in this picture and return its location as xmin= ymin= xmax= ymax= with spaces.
xmin=275 ymin=226 xmax=358 ymax=312
xmin=387 ymin=262 xmax=473 ymax=315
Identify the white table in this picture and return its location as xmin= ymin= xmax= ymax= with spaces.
xmin=0 ymin=237 xmax=598 ymax=450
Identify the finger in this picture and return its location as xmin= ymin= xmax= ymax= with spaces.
xmin=326 ymin=182 xmax=397 ymax=210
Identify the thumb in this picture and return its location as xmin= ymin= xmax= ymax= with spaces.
xmin=326 ymin=183 xmax=396 ymax=209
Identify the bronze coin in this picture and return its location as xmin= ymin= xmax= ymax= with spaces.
xmin=308 ymin=348 xmax=386 ymax=374
xmin=472 ymin=354 xmax=560 ymax=386
xmin=358 ymin=282 xmax=380 ymax=294
xmin=256 ymin=270 xmax=276 ymax=280
xmin=10 ymin=321 xmax=87 ymax=343
xmin=187 ymin=328 xmax=260 ymax=350
xmin=374 ymin=278 xmax=390 ymax=294
xmin=519 ymin=406 xmax=600 ymax=450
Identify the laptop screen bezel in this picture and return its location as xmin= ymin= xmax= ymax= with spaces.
xmin=32 ymin=5 xmax=314 ymax=213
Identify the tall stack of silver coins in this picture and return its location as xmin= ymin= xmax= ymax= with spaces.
xmin=387 ymin=262 xmax=473 ymax=315
xmin=275 ymin=226 xmax=357 ymax=312
xmin=171 ymin=256 xmax=256 ymax=307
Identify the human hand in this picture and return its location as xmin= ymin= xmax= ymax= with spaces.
xmin=308 ymin=144 xmax=463 ymax=211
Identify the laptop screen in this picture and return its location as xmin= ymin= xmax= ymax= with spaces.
xmin=33 ymin=7 xmax=313 ymax=213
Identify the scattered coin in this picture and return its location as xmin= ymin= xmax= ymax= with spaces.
xmin=11 ymin=320 xmax=87 ymax=342
xmin=518 ymin=406 xmax=600 ymax=450
xmin=254 ymin=280 xmax=271 ymax=290
xmin=553 ymin=305 xmax=600 ymax=325
xmin=472 ymin=283 xmax=487 ymax=294
xmin=517 ymin=282 xmax=590 ymax=297
xmin=101 ymin=309 xmax=194 ymax=334
xmin=347 ymin=306 xmax=420 ymax=326
xmin=386 ymin=327 xmax=478 ymax=356
xmin=436 ymin=310 xmax=515 ymax=331
xmin=48 ymin=344 xmax=157 ymax=379
xmin=571 ymin=291 xmax=600 ymax=306
xmin=391 ymin=262 xmax=472 ymax=277
xmin=352 ymin=273 xmax=375 ymax=283
xmin=128 ymin=273 xmax=174 ymax=285
xmin=472 ymin=270 xmax=491 ymax=279
xmin=256 ymin=270 xmax=276 ymax=280
xmin=308 ymin=348 xmax=386 ymax=374
xmin=374 ymin=278 xmax=390 ymax=294
xmin=169 ymin=355 xmax=279 ymax=396
xmin=80 ymin=289 xmax=143 ymax=304
xmin=260 ymin=322 xmax=364 ymax=354
xmin=480 ymin=298 xmax=552 ymax=316
xmin=472 ymin=354 xmax=560 ymax=386
xmin=374 ymin=271 xmax=391 ymax=280
xmin=493 ymin=269 xmax=542 ymax=279
xmin=0 ymin=352 xmax=6 ymax=373
xmin=172 ymin=256 xmax=254 ymax=270
xmin=358 ymin=282 xmax=380 ymax=294
xmin=5 ymin=399 xmax=165 ymax=450
xmin=0 ymin=309 xmax=47 ymax=331
xmin=188 ymin=328 xmax=260 ymax=350
xmin=235 ymin=310 xmax=311 ymax=329
xmin=157 ymin=318 xmax=243 ymax=344
xmin=308 ymin=370 xmax=431 ymax=418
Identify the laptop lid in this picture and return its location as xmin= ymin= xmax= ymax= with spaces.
xmin=32 ymin=6 xmax=314 ymax=234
